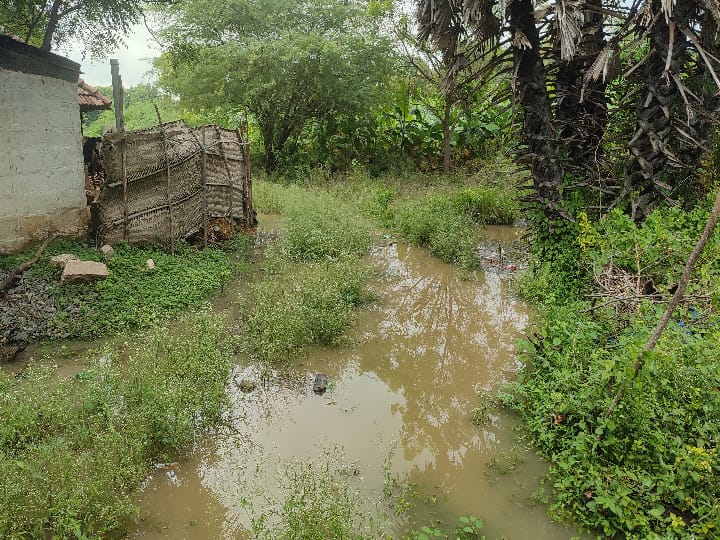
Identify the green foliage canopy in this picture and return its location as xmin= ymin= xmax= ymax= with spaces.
xmin=154 ymin=0 xmax=397 ymax=173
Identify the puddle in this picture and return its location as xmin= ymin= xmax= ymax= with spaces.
xmin=131 ymin=221 xmax=583 ymax=539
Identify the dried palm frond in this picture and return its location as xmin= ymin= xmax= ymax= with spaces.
xmin=556 ymin=0 xmax=585 ymax=60
xmin=584 ymin=46 xmax=618 ymax=84
xmin=513 ymin=28 xmax=532 ymax=49
xmin=659 ymin=0 xmax=675 ymax=22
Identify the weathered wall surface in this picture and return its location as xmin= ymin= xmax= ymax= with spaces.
xmin=0 ymin=38 xmax=86 ymax=253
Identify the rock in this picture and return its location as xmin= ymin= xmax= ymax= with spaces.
xmin=50 ymin=254 xmax=79 ymax=269
xmin=61 ymin=260 xmax=109 ymax=284
xmin=146 ymin=259 xmax=156 ymax=270
xmin=100 ymin=244 xmax=115 ymax=260
xmin=313 ymin=373 xmax=328 ymax=395
xmin=239 ymin=379 xmax=256 ymax=392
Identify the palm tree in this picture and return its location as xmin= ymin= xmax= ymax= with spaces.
xmin=416 ymin=0 xmax=720 ymax=226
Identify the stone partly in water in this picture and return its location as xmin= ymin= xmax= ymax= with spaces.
xmin=50 ymin=254 xmax=79 ymax=269
xmin=61 ymin=260 xmax=109 ymax=284
xmin=239 ymin=379 xmax=257 ymax=393
xmin=312 ymin=373 xmax=328 ymax=395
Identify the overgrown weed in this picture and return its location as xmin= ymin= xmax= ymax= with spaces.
xmin=510 ymin=197 xmax=720 ymax=538
xmin=243 ymin=180 xmax=374 ymax=364
xmin=0 ymin=312 xmax=232 ymax=538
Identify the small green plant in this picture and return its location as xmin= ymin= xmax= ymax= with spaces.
xmin=250 ymin=461 xmax=372 ymax=540
xmin=408 ymin=516 xmax=485 ymax=540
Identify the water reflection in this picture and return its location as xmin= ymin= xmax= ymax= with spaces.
xmin=132 ymin=227 xmax=582 ymax=540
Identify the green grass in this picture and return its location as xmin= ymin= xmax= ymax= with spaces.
xmin=0 ymin=312 xmax=232 ymax=539
xmin=251 ymin=461 xmax=368 ymax=540
xmin=1 ymin=237 xmax=253 ymax=340
xmin=245 ymin=179 xmax=374 ymax=364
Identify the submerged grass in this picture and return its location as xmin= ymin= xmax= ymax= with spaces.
xmin=245 ymin=179 xmax=374 ymax=364
xmin=0 ymin=312 xmax=232 ymax=539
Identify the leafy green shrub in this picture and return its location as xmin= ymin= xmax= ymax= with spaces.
xmin=510 ymin=198 xmax=720 ymax=538
xmin=0 ymin=313 xmax=232 ymax=539
xmin=396 ymin=194 xmax=478 ymax=269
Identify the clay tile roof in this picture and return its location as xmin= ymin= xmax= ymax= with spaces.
xmin=78 ymin=78 xmax=112 ymax=112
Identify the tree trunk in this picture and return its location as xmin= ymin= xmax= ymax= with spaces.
xmin=556 ymin=0 xmax=608 ymax=187
xmin=625 ymin=1 xmax=691 ymax=221
xmin=442 ymin=98 xmax=451 ymax=173
xmin=41 ymin=0 xmax=63 ymax=51
xmin=509 ymin=0 xmax=564 ymax=223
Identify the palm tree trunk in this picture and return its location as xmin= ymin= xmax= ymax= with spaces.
xmin=442 ymin=98 xmax=451 ymax=173
xmin=509 ymin=0 xmax=564 ymax=222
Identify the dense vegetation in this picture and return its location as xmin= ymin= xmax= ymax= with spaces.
xmin=3 ymin=0 xmax=720 ymax=538
xmin=0 ymin=314 xmax=232 ymax=538
xmin=507 ymin=199 xmax=720 ymax=539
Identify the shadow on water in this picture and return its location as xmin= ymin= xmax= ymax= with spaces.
xmin=131 ymin=219 xmax=583 ymax=539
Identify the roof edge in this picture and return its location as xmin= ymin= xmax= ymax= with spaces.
xmin=0 ymin=34 xmax=80 ymax=83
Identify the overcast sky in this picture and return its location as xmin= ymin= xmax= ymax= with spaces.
xmin=58 ymin=23 xmax=161 ymax=87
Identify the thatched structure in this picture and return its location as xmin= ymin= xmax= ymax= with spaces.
xmin=93 ymin=121 xmax=254 ymax=247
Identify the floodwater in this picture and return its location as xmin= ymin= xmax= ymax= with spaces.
xmin=130 ymin=221 xmax=582 ymax=540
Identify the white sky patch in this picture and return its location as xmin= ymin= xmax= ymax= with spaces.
xmin=58 ymin=22 xmax=162 ymax=87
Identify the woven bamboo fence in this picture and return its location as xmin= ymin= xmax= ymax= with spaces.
xmin=92 ymin=121 xmax=254 ymax=248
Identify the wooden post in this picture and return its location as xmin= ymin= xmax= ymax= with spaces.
xmin=121 ymin=138 xmax=129 ymax=242
xmin=202 ymin=128 xmax=208 ymax=247
xmin=110 ymin=59 xmax=125 ymax=133
xmin=235 ymin=125 xmax=253 ymax=228
xmin=215 ymin=126 xmax=235 ymax=234
xmin=155 ymin=105 xmax=174 ymax=253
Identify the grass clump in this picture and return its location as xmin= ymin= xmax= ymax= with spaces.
xmin=251 ymin=461 xmax=369 ymax=540
xmin=243 ymin=179 xmax=374 ymax=364
xmin=0 ymin=313 xmax=232 ymax=539
xmin=396 ymin=194 xmax=479 ymax=269
xmin=509 ymin=199 xmax=720 ymax=539
xmin=243 ymin=260 xmax=370 ymax=363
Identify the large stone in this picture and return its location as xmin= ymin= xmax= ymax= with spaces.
xmin=61 ymin=260 xmax=108 ymax=284
xmin=50 ymin=254 xmax=78 ymax=269
xmin=100 ymin=244 xmax=114 ymax=260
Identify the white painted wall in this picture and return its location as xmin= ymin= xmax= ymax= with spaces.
xmin=0 ymin=67 xmax=86 ymax=252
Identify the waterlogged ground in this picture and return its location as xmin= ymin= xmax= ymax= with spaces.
xmin=130 ymin=221 xmax=583 ymax=539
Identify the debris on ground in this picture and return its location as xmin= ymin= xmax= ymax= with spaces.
xmin=60 ymin=260 xmax=109 ymax=284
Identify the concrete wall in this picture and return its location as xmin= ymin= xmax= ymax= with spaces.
xmin=0 ymin=39 xmax=86 ymax=253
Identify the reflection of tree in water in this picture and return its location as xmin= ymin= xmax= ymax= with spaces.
xmin=360 ymin=243 xmax=529 ymax=471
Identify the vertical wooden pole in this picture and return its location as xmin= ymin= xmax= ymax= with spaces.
xmin=215 ymin=126 xmax=235 ymax=234
xmin=202 ymin=127 xmax=208 ymax=247
xmin=121 ymin=138 xmax=129 ymax=242
xmin=155 ymin=105 xmax=174 ymax=253
xmin=235 ymin=125 xmax=253 ymax=228
xmin=110 ymin=59 xmax=125 ymax=133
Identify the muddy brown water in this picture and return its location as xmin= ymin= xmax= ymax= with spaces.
xmin=130 ymin=220 xmax=584 ymax=540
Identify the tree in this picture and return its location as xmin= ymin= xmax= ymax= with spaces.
xmin=155 ymin=0 xmax=396 ymax=174
xmin=416 ymin=0 xmax=720 ymax=228
xmin=394 ymin=5 xmax=505 ymax=173
xmin=0 ymin=0 xmax=163 ymax=55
